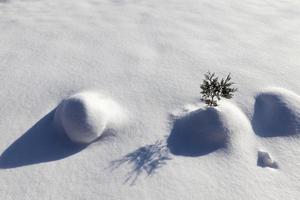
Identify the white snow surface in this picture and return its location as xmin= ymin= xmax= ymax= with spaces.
xmin=1 ymin=0 xmax=300 ymax=199
xmin=168 ymin=101 xmax=252 ymax=156
xmin=54 ymin=91 xmax=126 ymax=144
xmin=252 ymin=87 xmax=300 ymax=137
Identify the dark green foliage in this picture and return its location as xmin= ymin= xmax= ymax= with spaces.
xmin=200 ymin=72 xmax=237 ymax=106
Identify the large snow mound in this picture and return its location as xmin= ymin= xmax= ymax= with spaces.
xmin=252 ymin=88 xmax=300 ymax=137
xmin=167 ymin=101 xmax=249 ymax=156
xmin=54 ymin=91 xmax=126 ymax=144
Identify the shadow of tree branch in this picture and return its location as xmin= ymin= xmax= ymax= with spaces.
xmin=110 ymin=140 xmax=172 ymax=185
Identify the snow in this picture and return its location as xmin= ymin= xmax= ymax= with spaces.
xmin=54 ymin=91 xmax=126 ymax=144
xmin=257 ymin=150 xmax=279 ymax=169
xmin=167 ymin=101 xmax=247 ymax=156
xmin=252 ymin=87 xmax=300 ymax=137
xmin=1 ymin=0 xmax=300 ymax=199
xmin=168 ymin=106 xmax=227 ymax=156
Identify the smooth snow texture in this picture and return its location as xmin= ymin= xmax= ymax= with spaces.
xmin=1 ymin=0 xmax=300 ymax=199
xmin=54 ymin=91 xmax=126 ymax=144
xmin=216 ymin=101 xmax=256 ymax=150
xmin=168 ymin=104 xmax=227 ymax=156
xmin=252 ymin=87 xmax=300 ymax=137
xmin=168 ymin=101 xmax=254 ymax=156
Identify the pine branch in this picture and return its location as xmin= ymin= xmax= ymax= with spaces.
xmin=200 ymin=72 xmax=237 ymax=106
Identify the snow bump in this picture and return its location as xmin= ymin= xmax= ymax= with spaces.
xmin=168 ymin=104 xmax=225 ymax=156
xmin=252 ymin=88 xmax=300 ymax=137
xmin=54 ymin=91 xmax=126 ymax=144
xmin=167 ymin=101 xmax=253 ymax=156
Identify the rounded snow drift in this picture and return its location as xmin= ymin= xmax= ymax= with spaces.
xmin=54 ymin=91 xmax=125 ymax=144
xmin=167 ymin=106 xmax=228 ymax=156
xmin=252 ymin=88 xmax=300 ymax=137
xmin=167 ymin=101 xmax=251 ymax=156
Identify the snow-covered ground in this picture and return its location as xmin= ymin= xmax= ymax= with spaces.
xmin=1 ymin=0 xmax=300 ymax=199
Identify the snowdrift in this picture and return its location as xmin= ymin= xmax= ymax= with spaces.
xmin=2 ymin=0 xmax=300 ymax=198
xmin=0 ymin=91 xmax=127 ymax=168
xmin=54 ymin=91 xmax=126 ymax=144
xmin=252 ymin=88 xmax=300 ymax=137
xmin=167 ymin=101 xmax=250 ymax=156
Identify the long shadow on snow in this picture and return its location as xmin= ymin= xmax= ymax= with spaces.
xmin=0 ymin=110 xmax=86 ymax=169
xmin=110 ymin=140 xmax=171 ymax=185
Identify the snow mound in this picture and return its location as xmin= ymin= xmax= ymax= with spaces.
xmin=252 ymin=88 xmax=300 ymax=137
xmin=167 ymin=101 xmax=249 ymax=156
xmin=54 ymin=91 xmax=126 ymax=144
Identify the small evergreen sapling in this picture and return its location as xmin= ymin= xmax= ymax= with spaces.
xmin=200 ymin=72 xmax=237 ymax=106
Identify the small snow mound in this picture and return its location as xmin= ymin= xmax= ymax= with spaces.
xmin=167 ymin=101 xmax=251 ymax=156
xmin=167 ymin=101 xmax=248 ymax=156
xmin=252 ymin=87 xmax=300 ymax=137
xmin=257 ymin=151 xmax=279 ymax=169
xmin=167 ymin=107 xmax=226 ymax=156
xmin=54 ymin=91 xmax=126 ymax=144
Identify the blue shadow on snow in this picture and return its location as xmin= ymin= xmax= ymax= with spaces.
xmin=0 ymin=110 xmax=86 ymax=169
